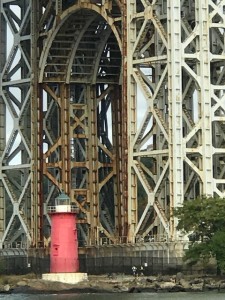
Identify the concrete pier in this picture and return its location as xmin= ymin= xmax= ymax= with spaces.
xmin=42 ymin=272 xmax=88 ymax=284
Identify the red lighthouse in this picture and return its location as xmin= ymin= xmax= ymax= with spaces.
xmin=48 ymin=191 xmax=79 ymax=273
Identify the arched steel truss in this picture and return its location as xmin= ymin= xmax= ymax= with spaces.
xmin=0 ymin=0 xmax=225 ymax=249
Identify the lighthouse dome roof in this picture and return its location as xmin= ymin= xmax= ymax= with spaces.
xmin=55 ymin=190 xmax=70 ymax=205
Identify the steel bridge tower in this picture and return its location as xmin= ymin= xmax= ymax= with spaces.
xmin=0 ymin=0 xmax=225 ymax=250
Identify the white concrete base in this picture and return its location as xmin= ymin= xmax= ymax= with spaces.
xmin=42 ymin=272 xmax=88 ymax=284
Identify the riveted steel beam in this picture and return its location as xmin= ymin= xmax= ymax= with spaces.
xmin=1 ymin=0 xmax=225 ymax=249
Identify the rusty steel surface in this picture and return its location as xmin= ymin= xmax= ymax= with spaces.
xmin=0 ymin=0 xmax=225 ymax=250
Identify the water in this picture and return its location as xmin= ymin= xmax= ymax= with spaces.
xmin=0 ymin=292 xmax=224 ymax=300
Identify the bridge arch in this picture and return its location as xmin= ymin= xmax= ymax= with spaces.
xmin=39 ymin=4 xmax=122 ymax=83
xmin=38 ymin=3 xmax=124 ymax=246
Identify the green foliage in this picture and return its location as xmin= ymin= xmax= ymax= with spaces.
xmin=184 ymin=242 xmax=212 ymax=266
xmin=210 ymin=231 xmax=225 ymax=272
xmin=174 ymin=196 xmax=225 ymax=271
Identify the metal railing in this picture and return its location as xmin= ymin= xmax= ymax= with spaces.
xmin=1 ymin=235 xmax=187 ymax=249
xmin=47 ymin=205 xmax=79 ymax=213
xmin=82 ymin=234 xmax=186 ymax=247
xmin=3 ymin=242 xmax=28 ymax=249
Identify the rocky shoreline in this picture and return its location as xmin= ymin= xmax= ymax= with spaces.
xmin=1 ymin=273 xmax=225 ymax=294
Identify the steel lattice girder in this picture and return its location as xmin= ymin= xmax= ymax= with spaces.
xmin=38 ymin=2 xmax=125 ymax=246
xmin=0 ymin=0 xmax=225 ymax=248
xmin=0 ymin=0 xmax=32 ymax=248
xmin=128 ymin=0 xmax=225 ymax=242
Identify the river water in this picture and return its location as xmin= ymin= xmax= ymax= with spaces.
xmin=1 ymin=292 xmax=225 ymax=300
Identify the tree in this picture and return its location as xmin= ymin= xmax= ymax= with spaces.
xmin=174 ymin=196 xmax=225 ymax=273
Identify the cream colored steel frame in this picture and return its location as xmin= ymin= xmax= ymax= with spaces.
xmin=128 ymin=0 xmax=225 ymax=242
xmin=127 ymin=0 xmax=170 ymax=242
xmin=0 ymin=0 xmax=33 ymax=248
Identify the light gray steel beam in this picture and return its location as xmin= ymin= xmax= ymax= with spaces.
xmin=0 ymin=0 xmax=32 ymax=248
xmin=127 ymin=0 xmax=225 ymax=243
xmin=0 ymin=8 xmax=7 ymax=245
xmin=167 ymin=1 xmax=183 ymax=240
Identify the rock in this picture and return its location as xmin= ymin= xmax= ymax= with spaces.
xmin=203 ymin=277 xmax=212 ymax=284
xmin=204 ymin=282 xmax=219 ymax=291
xmin=13 ymin=285 xmax=32 ymax=294
xmin=137 ymin=278 xmax=146 ymax=285
xmin=108 ymin=273 xmax=117 ymax=279
xmin=146 ymin=276 xmax=156 ymax=283
xmin=113 ymin=284 xmax=119 ymax=288
xmin=171 ymin=275 xmax=176 ymax=281
xmin=116 ymin=285 xmax=129 ymax=292
xmin=3 ymin=284 xmax=10 ymax=292
xmin=219 ymin=281 xmax=225 ymax=287
xmin=191 ymin=282 xmax=204 ymax=291
xmin=3 ymin=272 xmax=225 ymax=295
xmin=160 ymin=275 xmax=172 ymax=282
xmin=175 ymin=272 xmax=184 ymax=283
xmin=171 ymin=284 xmax=185 ymax=292
xmin=141 ymin=285 xmax=156 ymax=293
xmin=190 ymin=278 xmax=204 ymax=284
xmin=218 ymin=281 xmax=225 ymax=291
xmin=17 ymin=280 xmax=28 ymax=287
xmin=158 ymin=281 xmax=176 ymax=291
xmin=179 ymin=278 xmax=191 ymax=290
xmin=128 ymin=286 xmax=141 ymax=293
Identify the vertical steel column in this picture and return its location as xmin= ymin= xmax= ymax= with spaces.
xmin=196 ymin=1 xmax=213 ymax=196
xmin=56 ymin=0 xmax=62 ymax=15
xmin=119 ymin=0 xmax=129 ymax=241
xmin=31 ymin=0 xmax=43 ymax=246
xmin=167 ymin=1 xmax=183 ymax=239
xmin=111 ymin=87 xmax=119 ymax=235
xmin=0 ymin=7 xmax=6 ymax=244
xmin=60 ymin=83 xmax=71 ymax=194
xmin=87 ymin=85 xmax=99 ymax=244
xmin=209 ymin=0 xmax=225 ymax=197
xmin=0 ymin=7 xmax=6 ymax=72
xmin=126 ymin=0 xmax=138 ymax=242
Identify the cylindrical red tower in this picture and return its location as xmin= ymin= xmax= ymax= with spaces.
xmin=48 ymin=191 xmax=79 ymax=273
